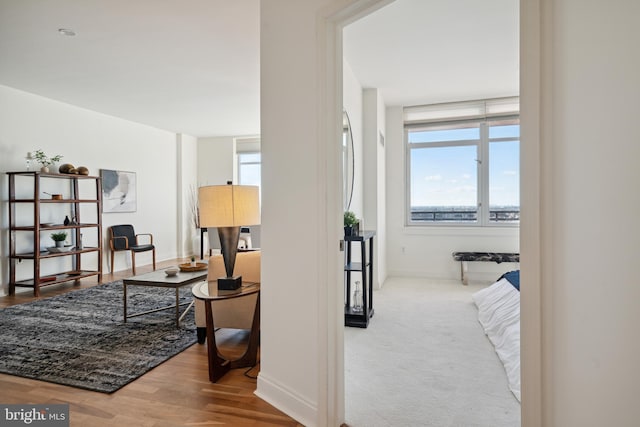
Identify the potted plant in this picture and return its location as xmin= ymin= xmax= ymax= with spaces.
xmin=33 ymin=149 xmax=63 ymax=173
xmin=344 ymin=211 xmax=359 ymax=236
xmin=190 ymin=255 xmax=197 ymax=267
xmin=50 ymin=231 xmax=68 ymax=248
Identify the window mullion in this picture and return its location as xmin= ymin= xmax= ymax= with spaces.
xmin=405 ymin=128 xmax=411 ymax=225
xmin=479 ymin=123 xmax=490 ymax=225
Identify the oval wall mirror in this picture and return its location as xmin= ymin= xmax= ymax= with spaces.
xmin=343 ymin=110 xmax=355 ymax=211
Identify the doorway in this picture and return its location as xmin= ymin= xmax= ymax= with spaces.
xmin=325 ymin=0 xmax=537 ymax=425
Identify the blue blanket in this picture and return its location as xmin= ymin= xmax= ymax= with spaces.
xmin=499 ymin=270 xmax=520 ymax=291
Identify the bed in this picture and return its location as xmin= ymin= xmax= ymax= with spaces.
xmin=472 ymin=270 xmax=521 ymax=401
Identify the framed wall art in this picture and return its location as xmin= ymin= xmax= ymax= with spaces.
xmin=101 ymin=169 xmax=137 ymax=213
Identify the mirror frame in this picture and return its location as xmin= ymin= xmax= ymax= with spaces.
xmin=343 ymin=110 xmax=355 ymax=211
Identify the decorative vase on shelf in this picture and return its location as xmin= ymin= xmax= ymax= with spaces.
xmin=40 ymin=166 xmax=49 ymax=173
xmin=352 ymin=280 xmax=363 ymax=313
xmin=55 ymin=240 xmax=64 ymax=248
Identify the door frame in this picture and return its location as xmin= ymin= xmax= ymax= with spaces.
xmin=318 ymin=1 xmax=542 ymax=425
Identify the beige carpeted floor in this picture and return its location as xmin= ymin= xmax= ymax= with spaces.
xmin=345 ymin=277 xmax=521 ymax=427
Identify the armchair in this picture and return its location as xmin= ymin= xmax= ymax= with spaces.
xmin=108 ymin=224 xmax=156 ymax=275
xmin=194 ymin=250 xmax=260 ymax=344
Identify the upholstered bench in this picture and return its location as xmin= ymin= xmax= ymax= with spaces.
xmin=452 ymin=252 xmax=520 ymax=285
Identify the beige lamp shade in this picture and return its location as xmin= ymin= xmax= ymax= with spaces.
xmin=198 ymin=185 xmax=260 ymax=227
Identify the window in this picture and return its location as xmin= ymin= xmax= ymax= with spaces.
xmin=238 ymin=152 xmax=261 ymax=189
xmin=405 ymin=98 xmax=519 ymax=226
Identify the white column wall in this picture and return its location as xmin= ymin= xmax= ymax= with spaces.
xmin=375 ymin=91 xmax=387 ymax=287
xmin=177 ymin=133 xmax=199 ymax=258
xmin=259 ymin=2 xmax=331 ymax=425
xmin=0 ymin=85 xmax=180 ymax=292
xmin=363 ymin=88 xmax=386 ymax=289
xmin=259 ymin=0 xmax=379 ymax=424
xmin=521 ymin=1 xmax=640 ymax=426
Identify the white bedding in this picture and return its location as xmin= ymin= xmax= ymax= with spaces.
xmin=472 ymin=278 xmax=521 ymax=402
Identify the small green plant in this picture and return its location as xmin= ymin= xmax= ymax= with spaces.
xmin=50 ymin=231 xmax=68 ymax=242
xmin=190 ymin=255 xmax=196 ymax=262
xmin=344 ymin=211 xmax=358 ymax=227
xmin=33 ymin=149 xmax=63 ymax=167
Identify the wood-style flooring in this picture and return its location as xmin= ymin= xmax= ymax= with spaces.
xmin=0 ymin=259 xmax=302 ymax=427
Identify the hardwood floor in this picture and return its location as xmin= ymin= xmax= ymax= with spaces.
xmin=0 ymin=259 xmax=302 ymax=427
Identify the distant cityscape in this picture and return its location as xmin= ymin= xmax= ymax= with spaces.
xmin=411 ymin=206 xmax=520 ymax=222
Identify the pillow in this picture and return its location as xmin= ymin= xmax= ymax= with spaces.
xmin=499 ymin=270 xmax=520 ymax=291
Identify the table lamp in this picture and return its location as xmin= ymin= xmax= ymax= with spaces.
xmin=198 ymin=182 xmax=260 ymax=290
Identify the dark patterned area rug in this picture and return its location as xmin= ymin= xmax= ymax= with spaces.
xmin=0 ymin=281 xmax=197 ymax=393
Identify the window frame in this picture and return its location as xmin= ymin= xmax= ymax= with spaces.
xmin=405 ymin=115 xmax=520 ymax=228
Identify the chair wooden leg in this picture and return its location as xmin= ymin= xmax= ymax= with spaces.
xmin=131 ymin=251 xmax=136 ymax=275
xmin=152 ymin=248 xmax=156 ymax=271
xmin=110 ymin=250 xmax=115 ymax=274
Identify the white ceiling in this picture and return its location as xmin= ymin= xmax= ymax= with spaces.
xmin=0 ymin=0 xmax=518 ymax=138
xmin=0 ymin=0 xmax=260 ymax=137
xmin=343 ymin=0 xmax=519 ymax=107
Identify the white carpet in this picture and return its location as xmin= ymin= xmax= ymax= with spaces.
xmin=345 ymin=277 xmax=521 ymax=427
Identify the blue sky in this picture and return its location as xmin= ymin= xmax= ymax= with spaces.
xmin=409 ymin=125 xmax=519 ymax=208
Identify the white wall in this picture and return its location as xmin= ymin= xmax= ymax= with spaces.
xmin=0 ymin=85 xmax=182 ymax=293
xmin=385 ymin=106 xmax=519 ymax=283
xmin=197 ymin=136 xmax=236 ymax=186
xmin=520 ymin=1 xmax=640 ymax=426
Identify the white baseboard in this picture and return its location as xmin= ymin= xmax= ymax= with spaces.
xmin=255 ymin=372 xmax=317 ymax=427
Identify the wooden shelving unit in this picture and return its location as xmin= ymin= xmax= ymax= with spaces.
xmin=7 ymin=171 xmax=103 ymax=296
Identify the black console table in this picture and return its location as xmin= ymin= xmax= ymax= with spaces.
xmin=344 ymin=230 xmax=375 ymax=328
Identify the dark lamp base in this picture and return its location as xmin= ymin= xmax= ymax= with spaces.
xmin=218 ymin=276 xmax=242 ymax=291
